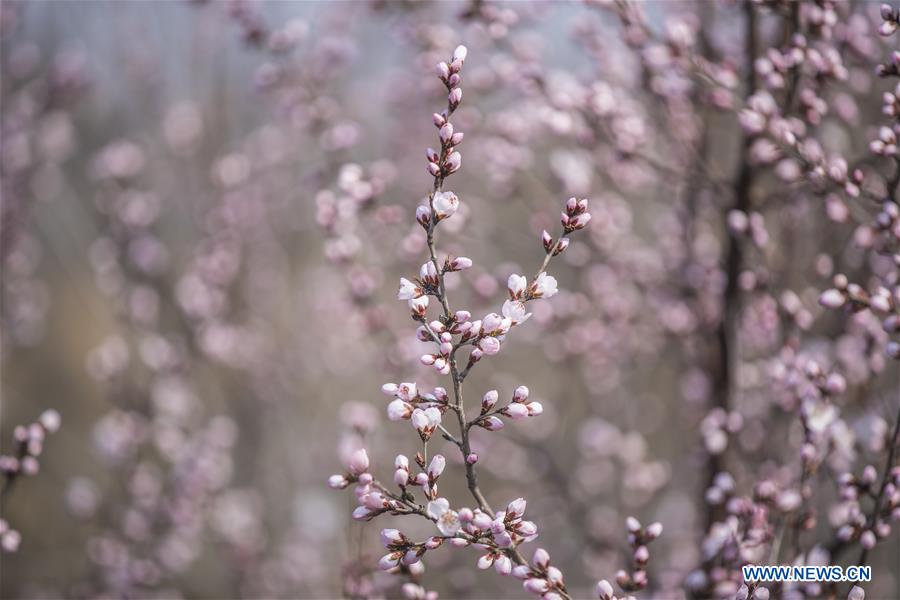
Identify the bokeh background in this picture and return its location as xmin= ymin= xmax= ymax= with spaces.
xmin=1 ymin=1 xmax=898 ymax=599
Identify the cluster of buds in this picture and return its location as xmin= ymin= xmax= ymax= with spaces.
xmin=735 ymin=582 xmax=771 ymax=600
xmin=560 ymin=197 xmax=592 ymax=234
xmin=819 ymin=273 xmax=900 ymax=359
xmin=834 ymin=465 xmax=899 ymax=550
xmin=470 ymin=497 xmax=539 ymax=553
xmin=399 ymin=258 xmax=473 ymax=323
xmin=0 ymin=410 xmax=61 ymax=553
xmin=0 ymin=409 xmax=61 ymax=483
xmin=881 ymin=4 xmax=899 ymax=36
xmin=613 ymin=517 xmax=663 ymax=594
xmin=425 ymin=45 xmax=467 ymax=180
xmin=700 ymin=408 xmax=743 ymax=456
xmin=378 ymin=527 xmax=438 ymax=572
xmin=469 ymin=386 xmax=544 ymax=432
xmin=380 ymin=382 xmax=450 ymax=440
xmin=512 ymin=548 xmax=568 ymax=599
xmin=327 ymin=448 xmax=371 ymax=491
xmin=868 ymin=125 xmax=898 ymax=157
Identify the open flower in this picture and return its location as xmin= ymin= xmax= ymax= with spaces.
xmin=502 ymin=299 xmax=531 ymax=325
xmin=432 ymin=191 xmax=459 ymax=220
xmin=426 ymin=498 xmax=461 ymax=536
xmin=398 ymin=277 xmax=422 ymax=300
xmin=530 ymin=273 xmax=558 ymax=298
xmin=508 ymin=274 xmax=527 ymax=299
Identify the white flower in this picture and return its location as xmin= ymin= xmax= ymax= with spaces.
xmin=532 ymin=272 xmax=558 ymax=298
xmin=398 ymin=277 xmax=422 ymax=300
xmin=427 ymin=498 xmax=461 ymax=536
xmin=508 ymin=274 xmax=527 ymax=299
xmin=502 ymin=299 xmax=532 ymax=325
xmin=432 ymin=191 xmax=459 ymax=220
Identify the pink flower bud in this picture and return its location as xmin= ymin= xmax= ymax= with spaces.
xmin=532 ymin=548 xmax=550 ymax=569
xmin=626 ymin=516 xmax=641 ymax=533
xmin=527 ymin=402 xmax=543 ymax=417
xmin=482 ymin=416 xmax=504 ymax=431
xmin=513 ymin=386 xmax=529 ymax=402
xmin=452 ymin=45 xmax=468 ymax=63
xmin=39 ymin=410 xmax=61 ymax=433
xmin=387 ymin=399 xmax=413 ymax=421
xmin=409 ymin=296 xmax=429 ymax=316
xmin=448 ymin=88 xmax=462 ymax=107
xmin=503 ymin=403 xmax=529 ymax=420
xmin=553 ymin=237 xmax=569 ymax=256
xmin=482 ymin=390 xmax=499 ymax=411
xmin=634 ymin=545 xmax=649 ymax=563
xmin=450 ymin=132 xmax=464 ymax=145
xmin=819 ymin=288 xmax=845 ymax=308
xmin=381 ymin=528 xmax=405 ymax=547
xmin=445 ymin=151 xmax=461 ymax=173
xmin=436 ymin=62 xmax=450 ymax=80
xmin=542 ymin=230 xmax=553 ymax=253
xmin=524 ymin=578 xmax=549 ymax=594
xmin=449 ymin=256 xmax=472 ymax=271
xmin=348 ymin=449 xmax=369 ymax=476
xmin=596 ymin=580 xmax=614 ymax=600
xmin=353 ymin=506 xmax=374 ymax=521
xmin=513 ymin=565 xmax=531 ymax=580
xmin=394 ymin=468 xmax=409 ymax=487
xmin=479 ymin=336 xmax=501 ymax=355
xmin=495 ymin=554 xmax=512 ymax=575
xmin=428 ymin=455 xmax=446 ymax=479
xmin=466 ymin=453 xmax=478 ymax=464
xmin=379 ymin=552 xmax=401 ymax=570
xmin=507 ymin=498 xmax=527 ymax=519
xmin=860 ymin=530 xmax=876 ymax=549
xmin=482 ymin=313 xmax=503 ymax=333
xmin=433 ymin=113 xmax=446 ymax=127
xmin=440 ymin=123 xmax=454 ymax=143
xmin=645 ymin=521 xmax=663 ymax=539
xmin=328 ymin=474 xmax=349 ymax=489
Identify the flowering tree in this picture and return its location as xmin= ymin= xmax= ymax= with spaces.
xmin=1 ymin=1 xmax=898 ymax=599
xmin=328 ymin=43 xmax=663 ymax=600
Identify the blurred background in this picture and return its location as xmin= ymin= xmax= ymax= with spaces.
xmin=1 ymin=1 xmax=898 ymax=598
